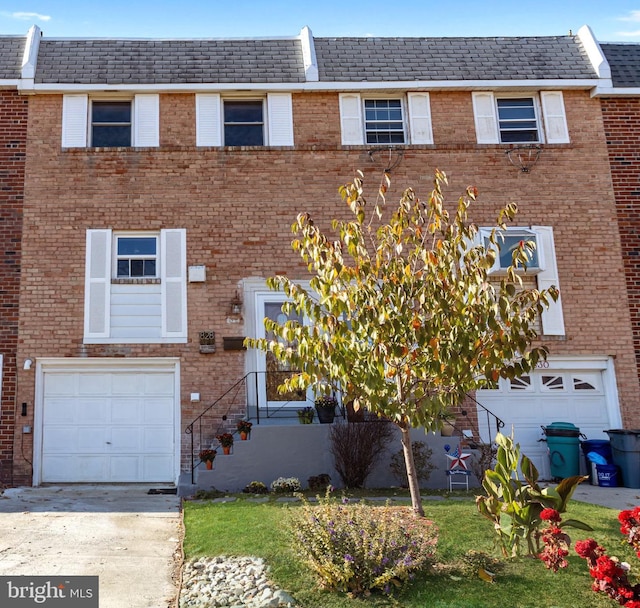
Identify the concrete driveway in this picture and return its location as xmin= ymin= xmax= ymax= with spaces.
xmin=0 ymin=485 xmax=181 ymax=608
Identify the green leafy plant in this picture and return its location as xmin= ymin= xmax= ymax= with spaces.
xmin=459 ymin=550 xmax=504 ymax=579
xmin=287 ymin=492 xmax=438 ymax=596
xmin=389 ymin=441 xmax=433 ymax=487
xmin=242 ymin=481 xmax=269 ymax=494
xmin=297 ymin=407 xmax=315 ymax=424
xmin=476 ymin=431 xmax=591 ymax=557
xmin=270 ymin=477 xmax=301 ymax=493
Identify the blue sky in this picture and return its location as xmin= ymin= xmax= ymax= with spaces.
xmin=2 ymin=1 xmax=640 ymax=41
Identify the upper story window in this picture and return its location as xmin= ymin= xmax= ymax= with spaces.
xmin=472 ymin=91 xmax=569 ymax=145
xmin=364 ymin=99 xmax=405 ymax=144
xmin=483 ymin=228 xmax=541 ymax=273
xmin=62 ymin=94 xmax=159 ymax=148
xmin=196 ymin=93 xmax=294 ymax=147
xmin=223 ymin=100 xmax=264 ymax=146
xmin=496 ymin=98 xmax=540 ymax=143
xmin=339 ymin=92 xmax=432 ymax=146
xmin=91 ymin=101 xmax=132 ymax=147
xmin=114 ymin=235 xmax=158 ymax=278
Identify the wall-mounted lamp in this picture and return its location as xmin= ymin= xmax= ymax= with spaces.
xmin=23 ymin=358 xmax=33 ymax=371
xmin=230 ymin=291 xmax=243 ymax=316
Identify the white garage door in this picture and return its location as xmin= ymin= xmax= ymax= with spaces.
xmin=477 ymin=361 xmax=617 ymax=480
xmin=40 ymin=367 xmax=177 ymax=483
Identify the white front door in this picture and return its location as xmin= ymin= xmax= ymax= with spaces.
xmin=255 ymin=293 xmax=311 ymax=413
xmin=36 ymin=359 xmax=179 ymax=483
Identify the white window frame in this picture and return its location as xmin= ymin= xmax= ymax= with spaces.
xmin=339 ymin=92 xmax=433 ymax=145
xmin=363 ymin=97 xmax=407 ymax=145
xmin=481 ymin=227 xmax=543 ymax=274
xmin=222 ymin=98 xmax=266 ymax=146
xmin=196 ymin=93 xmax=294 ymax=147
xmin=90 ymin=99 xmax=133 ymax=147
xmin=62 ymin=93 xmax=160 ymax=148
xmin=495 ymin=95 xmax=543 ymax=144
xmin=472 ymin=91 xmax=569 ymax=145
xmin=112 ymin=232 xmax=159 ymax=279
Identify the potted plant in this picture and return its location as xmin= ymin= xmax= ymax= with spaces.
xmin=216 ymin=433 xmax=234 ymax=455
xmin=297 ymin=406 xmax=315 ymax=424
xmin=315 ymin=396 xmax=338 ymax=424
xmin=237 ymin=420 xmax=252 ymax=440
xmin=199 ymin=448 xmax=217 ymax=470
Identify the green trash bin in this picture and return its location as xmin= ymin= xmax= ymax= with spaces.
xmin=543 ymin=422 xmax=581 ymax=480
xmin=605 ymin=430 xmax=640 ymax=489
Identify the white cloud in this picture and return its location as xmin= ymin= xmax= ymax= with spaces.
xmin=617 ymin=30 xmax=640 ymax=37
xmin=617 ymin=10 xmax=640 ymax=23
xmin=1 ymin=11 xmax=52 ymax=22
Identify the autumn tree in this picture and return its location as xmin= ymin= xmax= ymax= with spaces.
xmin=245 ymin=170 xmax=557 ymax=516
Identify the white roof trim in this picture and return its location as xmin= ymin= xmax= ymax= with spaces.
xmin=23 ymin=78 xmax=602 ymax=95
xmin=20 ymin=24 xmax=41 ymax=81
xmin=592 ymin=86 xmax=640 ymax=97
xmin=577 ymin=25 xmax=612 ymax=87
xmin=298 ymin=26 xmax=319 ymax=82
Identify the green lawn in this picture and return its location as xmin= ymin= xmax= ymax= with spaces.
xmin=183 ymin=493 xmax=633 ymax=608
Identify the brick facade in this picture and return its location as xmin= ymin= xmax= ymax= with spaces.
xmin=602 ymin=98 xmax=640 ymax=393
xmin=0 ymin=90 xmax=26 ymax=485
xmin=14 ymin=89 xmax=640 ymax=482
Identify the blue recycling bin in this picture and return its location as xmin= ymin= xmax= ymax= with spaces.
xmin=581 ymin=440 xmax=612 ymax=484
xmin=544 ymin=422 xmax=581 ymax=479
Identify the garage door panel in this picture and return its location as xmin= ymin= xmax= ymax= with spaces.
xmin=41 ymin=367 xmax=177 ymax=483
xmin=78 ymin=374 xmax=110 ymax=395
xmin=144 ymin=373 xmax=174 ymax=395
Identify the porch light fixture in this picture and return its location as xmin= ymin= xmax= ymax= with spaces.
xmin=230 ymin=291 xmax=243 ymax=316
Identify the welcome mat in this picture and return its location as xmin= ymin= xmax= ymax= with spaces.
xmin=147 ymin=488 xmax=177 ymax=495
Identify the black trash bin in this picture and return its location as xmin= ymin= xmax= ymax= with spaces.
xmin=605 ymin=430 xmax=640 ymax=489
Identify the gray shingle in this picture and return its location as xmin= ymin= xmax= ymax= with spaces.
xmin=601 ymin=43 xmax=640 ymax=87
xmin=0 ymin=36 xmax=26 ymax=80
xmin=315 ymin=36 xmax=596 ymax=81
xmin=35 ymin=38 xmax=306 ymax=84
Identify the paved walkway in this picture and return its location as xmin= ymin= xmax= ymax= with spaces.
xmin=572 ymin=483 xmax=640 ymax=511
xmin=0 ymin=485 xmax=181 ymax=608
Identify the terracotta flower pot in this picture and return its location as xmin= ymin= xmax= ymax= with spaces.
xmin=240 ymin=431 xmax=248 ymax=440
xmin=223 ymin=446 xmax=231 ymax=455
xmin=205 ymin=460 xmax=213 ymax=470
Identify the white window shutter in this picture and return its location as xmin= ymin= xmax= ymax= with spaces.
xmin=134 ymin=94 xmax=160 ymax=147
xmin=533 ymin=225 xmax=565 ymax=336
xmin=196 ymin=93 xmax=222 ymax=146
xmin=161 ymin=229 xmax=187 ymax=339
xmin=267 ymin=93 xmax=294 ymax=146
xmin=472 ymin=92 xmax=499 ymax=144
xmin=407 ymin=92 xmax=433 ymax=144
xmin=540 ymin=91 xmax=569 ymax=144
xmin=62 ymin=94 xmax=88 ymax=148
xmin=339 ymin=93 xmax=363 ymax=145
xmin=84 ymin=229 xmax=112 ymax=339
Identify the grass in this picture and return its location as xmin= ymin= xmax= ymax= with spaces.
xmin=183 ymin=491 xmax=635 ymax=608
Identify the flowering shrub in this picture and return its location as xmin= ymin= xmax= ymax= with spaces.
xmin=216 ymin=433 xmax=234 ymax=447
xmin=242 ymin=481 xmax=269 ymax=494
xmin=537 ymin=509 xmax=571 ymax=572
xmin=270 ymin=477 xmax=301 ymax=493
xmin=236 ymin=420 xmax=253 ymax=433
xmin=287 ymin=494 xmax=438 ymax=595
xmin=620 ymin=507 xmax=640 ymax=558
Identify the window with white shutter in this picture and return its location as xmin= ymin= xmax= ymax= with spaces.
xmin=84 ymin=228 xmax=187 ymax=343
xmin=472 ymin=91 xmax=569 ymax=145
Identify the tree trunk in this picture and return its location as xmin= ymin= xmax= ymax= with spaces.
xmin=399 ymin=421 xmax=424 ymax=517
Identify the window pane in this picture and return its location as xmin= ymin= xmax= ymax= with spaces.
xmin=224 ymin=101 xmax=263 ymax=123
xmin=92 ymin=101 xmax=131 ymax=123
xmin=144 ymin=260 xmax=156 ymax=276
xmin=498 ymin=235 xmax=539 ymax=268
xmin=364 ymin=99 xmax=405 ymax=144
xmin=118 ymin=237 xmax=156 ymax=256
xmin=92 ymin=126 xmax=131 ymax=147
xmin=500 ymin=130 xmax=539 ymax=143
xmin=224 ymin=125 xmax=264 ymax=146
xmin=117 ymin=260 xmax=129 ymax=277
xmin=130 ymin=259 xmax=145 ymax=277
xmin=499 ymin=107 xmax=536 ymax=120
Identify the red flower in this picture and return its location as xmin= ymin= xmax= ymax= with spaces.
xmin=540 ymin=508 xmax=561 ymax=523
xmin=575 ymin=538 xmax=600 ymax=559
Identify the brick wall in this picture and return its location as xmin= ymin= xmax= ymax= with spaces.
xmin=15 ymin=90 xmax=640 ymax=480
xmin=0 ymin=90 xmax=26 ymax=485
xmin=602 ymin=98 xmax=640 ymax=396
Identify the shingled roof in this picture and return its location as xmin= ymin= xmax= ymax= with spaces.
xmin=0 ymin=36 xmax=25 ymax=80
xmin=314 ymin=36 xmax=596 ymax=81
xmin=601 ymin=43 xmax=640 ymax=87
xmin=35 ymin=38 xmax=306 ymax=84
